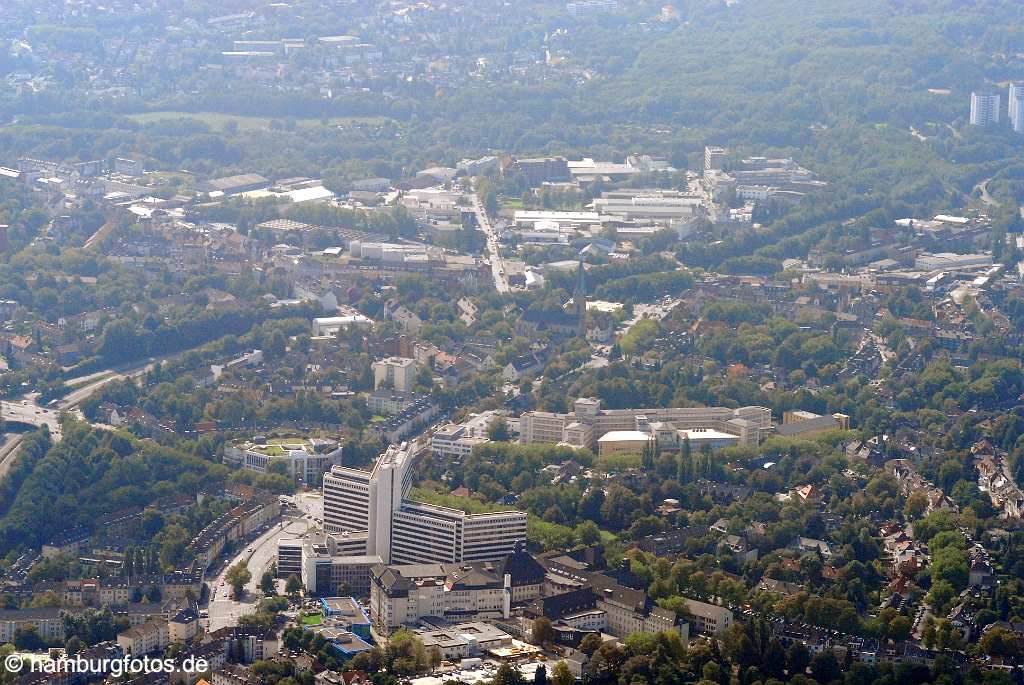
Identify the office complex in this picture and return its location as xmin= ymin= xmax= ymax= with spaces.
xmin=970 ymin=92 xmax=1001 ymax=127
xmin=519 ymin=397 xmax=771 ymax=450
xmin=321 ymin=441 xmax=527 ymax=565
xmin=223 ymin=437 xmax=342 ymax=484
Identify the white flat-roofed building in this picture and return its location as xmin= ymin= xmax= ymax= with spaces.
xmin=462 ymin=511 xmax=529 ymax=563
xmin=415 ymin=622 xmax=513 ymax=659
xmin=591 ymin=195 xmax=701 ymax=222
xmin=1010 ymin=83 xmax=1024 ymax=133
xmin=390 ymin=501 xmax=463 ymax=565
xmin=521 ymin=397 xmax=770 ymax=449
xmin=514 ymin=210 xmax=603 ymax=229
xmin=514 ymin=219 xmax=574 ymax=243
xmin=567 ymin=158 xmax=637 ymax=182
xmin=566 ymin=0 xmax=619 ymax=17
xmin=677 ymin=428 xmax=740 ymax=450
xmin=313 ymin=315 xmax=372 ymax=336
xmin=705 ymin=146 xmax=727 ymax=172
xmin=914 ymin=252 xmax=993 ymax=271
xmin=431 ymin=424 xmax=488 ymax=460
xmin=597 ymin=430 xmax=654 ymax=456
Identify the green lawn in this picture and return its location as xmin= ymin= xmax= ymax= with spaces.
xmin=301 ymin=612 xmax=323 ymax=626
xmin=124 ymin=111 xmax=388 ymax=131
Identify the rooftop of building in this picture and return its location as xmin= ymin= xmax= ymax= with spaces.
xmin=597 ymin=430 xmax=654 ymax=442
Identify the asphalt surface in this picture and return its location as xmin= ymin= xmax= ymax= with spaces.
xmin=0 ymin=400 xmax=62 ymax=436
xmin=205 ymin=516 xmax=308 ymax=632
xmin=471 ymin=193 xmax=510 ymax=294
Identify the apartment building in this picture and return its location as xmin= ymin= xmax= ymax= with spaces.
xmin=0 ymin=607 xmax=65 ymax=643
xmin=970 ymin=92 xmax=1001 ymax=127
xmin=682 ymin=598 xmax=734 ymax=635
xmin=188 ymin=497 xmax=281 ymax=570
xmin=520 ymin=397 xmax=771 ymax=450
xmin=366 ymin=390 xmax=422 ymax=416
xmin=1010 ymin=83 xmax=1024 ymax=134
xmin=321 ymin=441 xmax=527 ymax=565
xmin=169 ymin=606 xmax=200 ymax=643
xmin=117 ymin=619 xmax=170 ymax=655
xmin=372 ymin=357 xmax=416 ymax=393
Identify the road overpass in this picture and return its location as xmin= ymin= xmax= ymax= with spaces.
xmin=0 ymin=400 xmax=62 ymax=436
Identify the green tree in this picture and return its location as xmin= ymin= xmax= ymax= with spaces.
xmin=809 ymin=650 xmax=841 ymax=684
xmin=261 ymin=571 xmax=277 ymax=596
xmin=487 ymin=416 xmax=511 ymax=442
xmin=551 ymin=661 xmax=574 ymax=685
xmin=926 ymin=580 xmax=957 ymax=616
xmin=980 ymin=627 xmax=1021 ymax=657
xmin=579 ymin=632 xmax=603 ymax=656
xmin=787 ymin=642 xmax=810 ymax=676
xmin=493 ymin=663 xmax=526 ymax=685
xmin=575 ymin=521 xmax=602 ymax=546
xmin=226 ymin=562 xmax=252 ymax=600
xmin=532 ymin=617 xmax=555 ymax=646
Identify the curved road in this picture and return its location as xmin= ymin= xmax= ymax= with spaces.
xmin=206 ymin=516 xmax=309 ymax=631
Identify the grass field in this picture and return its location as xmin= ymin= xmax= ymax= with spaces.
xmin=301 ymin=612 xmax=324 ymax=626
xmin=124 ymin=111 xmax=388 ymax=131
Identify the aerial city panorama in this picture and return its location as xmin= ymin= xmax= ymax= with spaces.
xmin=0 ymin=0 xmax=1023 ymax=684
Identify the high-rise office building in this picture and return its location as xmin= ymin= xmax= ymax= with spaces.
xmin=322 ymin=441 xmax=527 ymax=565
xmin=704 ymin=146 xmax=727 ymax=173
xmin=970 ymin=92 xmax=1001 ymax=127
xmin=323 ymin=467 xmax=372 ymax=533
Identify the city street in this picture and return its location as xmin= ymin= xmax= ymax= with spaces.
xmin=293 ymin=491 xmax=324 ymax=522
xmin=471 ymin=192 xmax=510 ymax=294
xmin=205 ymin=516 xmax=308 ymax=631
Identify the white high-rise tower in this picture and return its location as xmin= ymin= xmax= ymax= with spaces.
xmin=970 ymin=92 xmax=1001 ymax=127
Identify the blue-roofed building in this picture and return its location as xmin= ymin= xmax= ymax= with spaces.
xmin=309 ymin=626 xmax=374 ymax=656
xmin=319 ymin=597 xmax=371 ymax=640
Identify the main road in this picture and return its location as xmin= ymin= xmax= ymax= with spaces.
xmin=471 ymin=192 xmax=510 ymax=294
xmin=206 ymin=516 xmax=309 ymax=632
xmin=1 ymin=355 xmax=176 ymax=443
xmin=0 ymin=400 xmax=62 ymax=437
